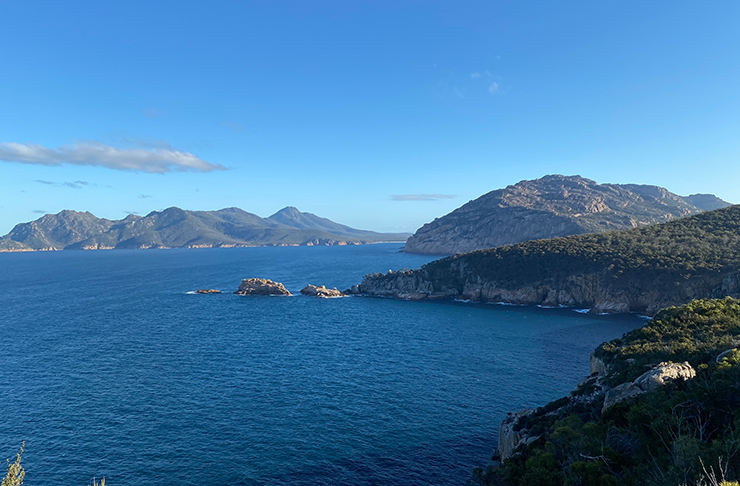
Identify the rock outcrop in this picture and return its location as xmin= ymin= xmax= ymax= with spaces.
xmin=300 ymin=284 xmax=345 ymax=298
xmin=589 ymin=353 xmax=609 ymax=376
xmin=602 ymin=361 xmax=696 ymax=412
xmin=494 ymin=360 xmax=698 ymax=462
xmin=497 ymin=409 xmax=537 ymax=461
xmin=196 ymin=289 xmax=222 ymax=294
xmin=404 ymin=175 xmax=731 ymax=255
xmin=234 ymin=279 xmax=292 ymax=296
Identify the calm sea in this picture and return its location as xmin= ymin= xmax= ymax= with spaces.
xmin=0 ymin=244 xmax=643 ymax=485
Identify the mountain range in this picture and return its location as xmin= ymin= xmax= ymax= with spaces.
xmin=0 ymin=206 xmax=409 ymax=251
xmin=403 ymin=175 xmax=732 ymax=255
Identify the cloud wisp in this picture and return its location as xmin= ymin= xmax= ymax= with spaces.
xmin=35 ymin=179 xmax=90 ymax=189
xmin=0 ymin=141 xmax=225 ymax=173
xmin=391 ymin=194 xmax=456 ymax=201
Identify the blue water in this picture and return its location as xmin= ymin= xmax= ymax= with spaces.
xmin=0 ymin=244 xmax=643 ymax=485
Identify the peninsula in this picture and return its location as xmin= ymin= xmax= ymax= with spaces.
xmin=360 ymin=205 xmax=740 ymax=315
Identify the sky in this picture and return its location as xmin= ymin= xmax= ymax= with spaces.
xmin=1 ymin=1 xmax=739 ymax=235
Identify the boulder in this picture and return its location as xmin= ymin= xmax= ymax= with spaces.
xmin=602 ymin=361 xmax=695 ymax=412
xmin=633 ymin=361 xmax=696 ymax=393
xmin=196 ymin=289 xmax=222 ymax=294
xmin=300 ymin=284 xmax=345 ymax=298
xmin=235 ymin=278 xmax=291 ymax=296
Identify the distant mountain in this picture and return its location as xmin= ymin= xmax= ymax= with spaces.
xmin=682 ymin=193 xmax=731 ymax=211
xmin=266 ymin=206 xmax=397 ymax=239
xmin=403 ymin=175 xmax=732 ymax=255
xmin=0 ymin=207 xmax=409 ymax=251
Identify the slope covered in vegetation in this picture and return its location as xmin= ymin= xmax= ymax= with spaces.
xmin=361 ymin=205 xmax=740 ymax=314
xmin=475 ymin=298 xmax=740 ymax=486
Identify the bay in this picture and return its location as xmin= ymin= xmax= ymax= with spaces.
xmin=0 ymin=244 xmax=643 ymax=485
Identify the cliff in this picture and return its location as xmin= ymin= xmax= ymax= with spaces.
xmin=0 ymin=207 xmax=409 ymax=251
xmin=404 ymin=175 xmax=731 ymax=255
xmin=361 ymin=205 xmax=740 ymax=315
xmin=475 ymin=298 xmax=740 ymax=486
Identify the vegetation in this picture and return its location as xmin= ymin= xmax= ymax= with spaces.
xmin=2 ymin=443 xmax=24 ymax=486
xmin=472 ymin=298 xmax=740 ymax=486
xmin=424 ymin=205 xmax=740 ymax=289
xmin=365 ymin=205 xmax=740 ymax=313
xmin=2 ymin=444 xmax=105 ymax=486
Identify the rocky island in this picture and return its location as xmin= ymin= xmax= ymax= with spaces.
xmin=361 ymin=205 xmax=740 ymax=315
xmin=404 ymin=175 xmax=730 ymax=255
xmin=300 ymin=284 xmax=346 ymax=298
xmin=234 ymin=278 xmax=292 ymax=296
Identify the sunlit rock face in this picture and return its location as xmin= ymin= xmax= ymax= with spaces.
xmin=404 ymin=175 xmax=730 ymax=255
xmin=234 ymin=278 xmax=292 ymax=296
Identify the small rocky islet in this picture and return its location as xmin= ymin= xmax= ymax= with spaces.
xmin=233 ymin=278 xmax=292 ymax=296
xmin=214 ymin=279 xmax=359 ymax=297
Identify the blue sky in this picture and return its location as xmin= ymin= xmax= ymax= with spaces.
xmin=1 ymin=1 xmax=739 ymax=234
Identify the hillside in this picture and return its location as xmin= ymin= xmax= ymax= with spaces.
xmin=0 ymin=207 xmax=409 ymax=251
xmin=474 ymin=298 xmax=740 ymax=486
xmin=360 ymin=205 xmax=740 ymax=315
xmin=404 ymin=175 xmax=732 ymax=255
xmin=266 ymin=206 xmax=396 ymax=239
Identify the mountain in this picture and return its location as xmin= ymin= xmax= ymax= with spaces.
xmin=0 ymin=207 xmax=409 ymax=251
xmin=403 ymin=175 xmax=732 ymax=255
xmin=266 ymin=206 xmax=401 ymax=239
xmin=359 ymin=205 xmax=740 ymax=315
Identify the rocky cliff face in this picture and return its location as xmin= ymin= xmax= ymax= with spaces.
xmin=359 ymin=266 xmax=717 ymax=315
xmin=495 ymin=360 xmax=698 ymax=464
xmin=360 ymin=205 xmax=740 ymax=315
xmin=404 ymin=175 xmax=731 ymax=255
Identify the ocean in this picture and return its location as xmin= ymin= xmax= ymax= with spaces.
xmin=0 ymin=243 xmax=643 ymax=485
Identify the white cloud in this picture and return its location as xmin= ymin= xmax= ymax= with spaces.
xmin=453 ymin=87 xmax=464 ymax=98
xmin=470 ymin=72 xmax=481 ymax=79
xmin=0 ymin=141 xmax=225 ymax=173
xmin=488 ymin=82 xmax=500 ymax=94
xmin=391 ymin=194 xmax=456 ymax=201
